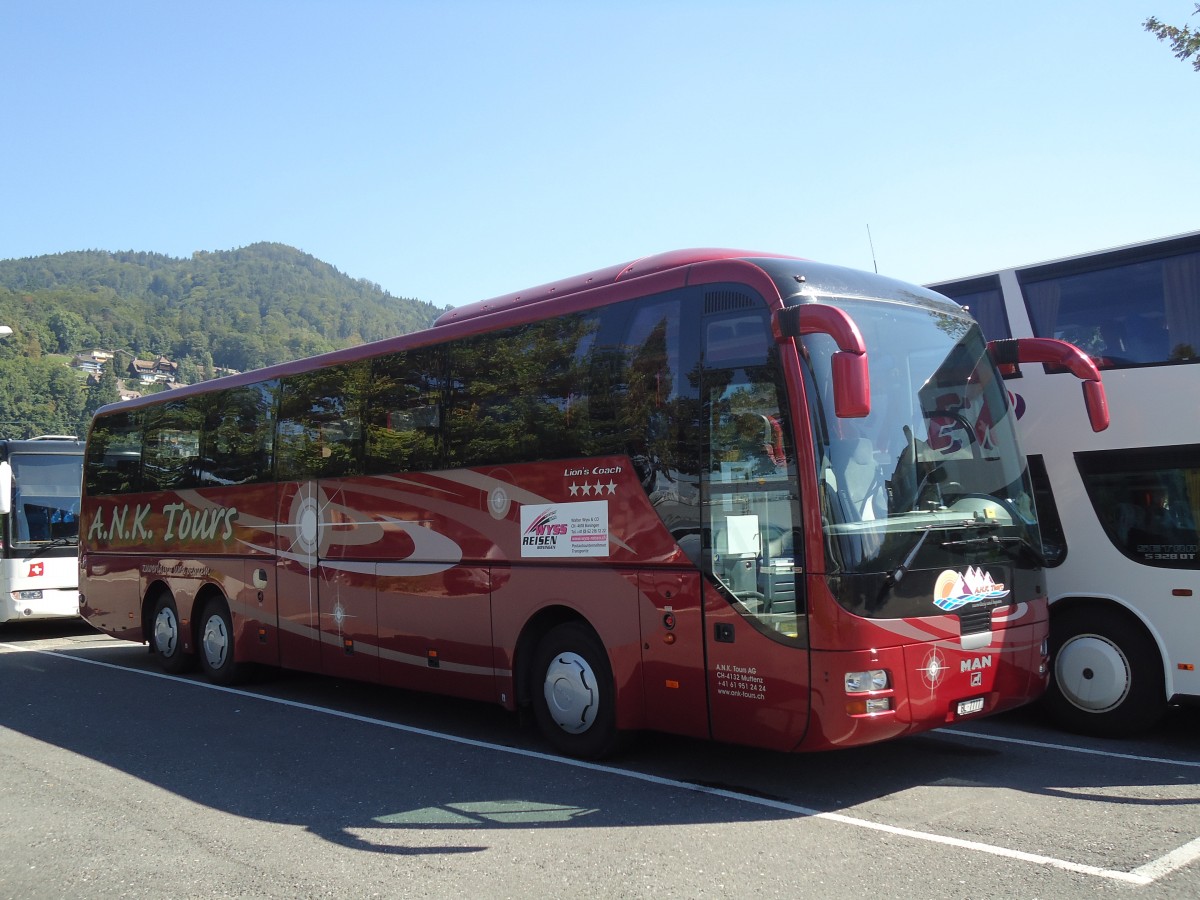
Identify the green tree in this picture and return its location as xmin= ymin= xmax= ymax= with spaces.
xmin=0 ymin=243 xmax=448 ymax=437
xmin=1145 ymin=5 xmax=1200 ymax=71
xmin=48 ymin=310 xmax=99 ymax=354
xmin=46 ymin=367 xmax=88 ymax=436
xmin=84 ymin=367 xmax=121 ymax=418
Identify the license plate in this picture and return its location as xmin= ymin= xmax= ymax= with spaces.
xmin=956 ymin=697 xmax=985 ymax=717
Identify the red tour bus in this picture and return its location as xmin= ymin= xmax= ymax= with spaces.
xmin=79 ymin=250 xmax=1108 ymax=757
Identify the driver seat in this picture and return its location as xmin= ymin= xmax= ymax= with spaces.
xmin=833 ymin=438 xmax=886 ymax=520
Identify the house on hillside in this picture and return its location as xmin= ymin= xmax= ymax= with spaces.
xmin=71 ymin=349 xmax=114 ymax=375
xmin=128 ymin=355 xmax=179 ymax=385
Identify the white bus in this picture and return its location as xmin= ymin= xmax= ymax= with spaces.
xmin=930 ymin=231 xmax=1200 ymax=736
xmin=0 ymin=437 xmax=85 ymax=625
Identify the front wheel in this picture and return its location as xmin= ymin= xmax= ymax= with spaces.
xmin=1042 ymin=605 xmax=1166 ymax=737
xmin=198 ymin=598 xmax=248 ymax=686
xmin=531 ymin=622 xmax=622 ymax=759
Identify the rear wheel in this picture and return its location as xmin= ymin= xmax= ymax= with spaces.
xmin=532 ymin=622 xmax=622 ymax=759
xmin=150 ymin=593 xmax=193 ymax=674
xmin=1042 ymin=605 xmax=1166 ymax=737
xmin=198 ymin=598 xmax=247 ymax=686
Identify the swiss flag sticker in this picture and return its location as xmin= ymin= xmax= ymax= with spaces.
xmin=28 ymin=562 xmax=43 ymax=578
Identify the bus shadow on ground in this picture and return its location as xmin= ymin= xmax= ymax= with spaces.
xmin=2 ymin=639 xmax=1198 ymax=857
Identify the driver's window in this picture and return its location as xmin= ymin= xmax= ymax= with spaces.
xmin=704 ymin=313 xmax=803 ymax=641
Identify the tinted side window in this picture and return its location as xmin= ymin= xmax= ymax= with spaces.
xmin=277 ymin=363 xmax=367 ymax=480
xmin=932 ymin=276 xmax=1010 ymax=341
xmin=142 ymin=399 xmax=203 ymax=492
xmin=1021 ymin=249 xmax=1200 ymax=368
xmin=365 ymin=347 xmax=444 ymax=474
xmin=1077 ymin=445 xmax=1200 ymax=570
xmin=619 ymin=294 xmax=702 ymax=496
xmin=85 ymin=411 xmax=143 ymax=496
xmin=445 ymin=314 xmax=599 ymax=468
xmin=200 ymin=381 xmax=276 ymax=486
xmin=1027 ymin=454 xmax=1066 ymax=566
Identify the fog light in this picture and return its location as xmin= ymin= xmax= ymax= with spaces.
xmin=846 ymin=697 xmax=893 ymax=716
xmin=845 ymin=669 xmax=890 ymax=693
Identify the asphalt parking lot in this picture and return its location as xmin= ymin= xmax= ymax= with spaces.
xmin=2 ymin=619 xmax=1198 ymax=899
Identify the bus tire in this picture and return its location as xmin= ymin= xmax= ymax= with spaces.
xmin=198 ymin=597 xmax=247 ymax=687
xmin=1043 ymin=605 xmax=1166 ymax=737
xmin=150 ymin=593 xmax=193 ymax=674
xmin=531 ymin=622 xmax=622 ymax=759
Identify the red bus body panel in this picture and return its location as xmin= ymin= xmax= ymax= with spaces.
xmin=80 ymin=250 xmax=1050 ymax=753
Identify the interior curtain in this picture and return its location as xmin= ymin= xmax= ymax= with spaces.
xmin=1022 ymin=280 xmax=1062 ymax=338
xmin=1162 ymin=251 xmax=1200 ymax=361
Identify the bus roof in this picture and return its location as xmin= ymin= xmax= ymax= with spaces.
xmin=434 ymin=249 xmax=797 ymax=327
xmin=0 ymin=438 xmax=85 ymax=458
xmin=929 ymin=229 xmax=1200 ymax=287
xmin=89 ymin=249 xmax=958 ymax=421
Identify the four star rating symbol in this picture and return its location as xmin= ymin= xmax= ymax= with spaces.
xmin=568 ymin=480 xmax=618 ymax=497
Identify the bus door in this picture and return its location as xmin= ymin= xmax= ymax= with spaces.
xmin=701 ymin=311 xmax=811 ymax=750
xmin=273 ymin=365 xmax=379 ymax=680
xmin=273 ymin=479 xmax=330 ymax=673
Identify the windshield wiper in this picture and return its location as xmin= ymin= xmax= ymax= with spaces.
xmin=31 ymin=536 xmax=78 ymax=556
xmin=874 ymin=517 xmax=1006 ymax=607
xmin=874 ymin=520 xmax=953 ymax=603
xmin=941 ymin=533 xmax=1047 ymax=567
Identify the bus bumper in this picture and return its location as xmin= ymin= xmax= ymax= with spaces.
xmin=1 ymin=587 xmax=82 ymax=623
xmin=802 ymin=624 xmax=1049 ymax=750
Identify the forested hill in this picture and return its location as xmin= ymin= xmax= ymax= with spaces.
xmin=0 ymin=242 xmax=447 ymax=439
xmin=0 ymin=242 xmax=445 ymax=371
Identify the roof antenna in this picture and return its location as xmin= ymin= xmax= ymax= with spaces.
xmin=866 ymin=224 xmax=878 ymax=273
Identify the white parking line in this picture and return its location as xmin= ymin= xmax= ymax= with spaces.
xmin=942 ymin=726 xmax=1200 ymax=769
xmin=938 ymin=728 xmax=1200 ymax=884
xmin=11 ymin=644 xmax=1199 ymax=887
xmin=1131 ymin=835 xmax=1200 ymax=883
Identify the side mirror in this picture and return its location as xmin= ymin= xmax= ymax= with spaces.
xmin=987 ymin=337 xmax=1110 ymax=432
xmin=0 ymin=461 xmax=11 ymax=515
xmin=776 ymin=304 xmax=870 ymax=418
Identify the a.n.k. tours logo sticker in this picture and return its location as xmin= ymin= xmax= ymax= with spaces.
xmin=932 ymin=567 xmax=1009 ymax=611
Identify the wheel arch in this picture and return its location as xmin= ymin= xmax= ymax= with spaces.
xmin=140 ymin=579 xmax=174 ymax=644
xmin=141 ymin=579 xmax=232 ymax=658
xmin=513 ymin=605 xmax=598 ymax=711
xmin=192 ymin=582 xmax=231 ymax=649
xmin=1049 ymin=593 xmax=1169 ymax=690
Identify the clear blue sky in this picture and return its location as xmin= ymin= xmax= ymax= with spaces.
xmin=3 ymin=1 xmax=1196 ymax=308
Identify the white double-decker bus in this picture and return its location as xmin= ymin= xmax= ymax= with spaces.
xmin=930 ymin=232 xmax=1200 ymax=735
xmin=0 ymin=437 xmax=85 ymax=625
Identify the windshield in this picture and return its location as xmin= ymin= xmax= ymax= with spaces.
xmin=801 ymin=297 xmax=1040 ymax=580
xmin=9 ymin=453 xmax=83 ymax=546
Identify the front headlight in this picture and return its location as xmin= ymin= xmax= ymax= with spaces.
xmin=845 ymin=669 xmax=889 ymax=693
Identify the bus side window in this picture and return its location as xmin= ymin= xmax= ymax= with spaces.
xmin=444 ymin=315 xmax=597 ymax=468
xmin=1077 ymin=446 xmax=1200 ymax=569
xmin=200 ymin=382 xmax=276 ymax=486
xmin=85 ymin=412 xmax=143 ymax=496
xmin=142 ymin=399 xmax=202 ymax=492
xmin=366 ymin=347 xmax=444 ymax=474
xmin=277 ymin=363 xmax=367 ymax=481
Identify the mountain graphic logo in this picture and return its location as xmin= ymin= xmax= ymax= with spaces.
xmin=932 ymin=567 xmax=1010 ymax=611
